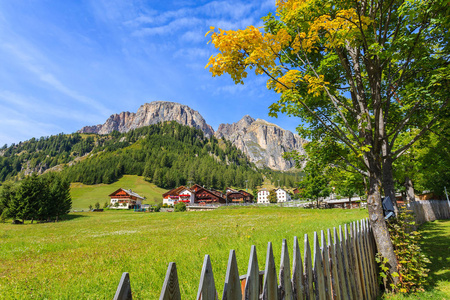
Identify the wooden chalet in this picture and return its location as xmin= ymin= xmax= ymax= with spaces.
xmin=109 ymin=188 xmax=145 ymax=209
xmin=162 ymin=186 xmax=194 ymax=205
xmin=194 ymin=187 xmax=226 ymax=204
xmin=238 ymin=190 xmax=254 ymax=202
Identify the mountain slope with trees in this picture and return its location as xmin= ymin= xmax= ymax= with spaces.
xmin=0 ymin=122 xmax=275 ymax=191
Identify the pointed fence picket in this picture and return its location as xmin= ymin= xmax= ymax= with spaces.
xmin=114 ymin=218 xmax=379 ymax=300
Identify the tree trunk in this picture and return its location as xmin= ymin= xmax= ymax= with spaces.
xmin=367 ymin=169 xmax=399 ymax=285
xmin=382 ymin=155 xmax=399 ymax=214
xmin=348 ymin=196 xmax=352 ymax=209
xmin=405 ymin=176 xmax=415 ymax=203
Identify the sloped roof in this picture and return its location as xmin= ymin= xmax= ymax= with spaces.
xmin=162 ymin=186 xmax=186 ymax=198
xmin=109 ymin=188 xmax=145 ymax=200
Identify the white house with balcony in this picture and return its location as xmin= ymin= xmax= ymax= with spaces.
xmin=109 ymin=188 xmax=145 ymax=209
xmin=162 ymin=186 xmax=195 ymax=205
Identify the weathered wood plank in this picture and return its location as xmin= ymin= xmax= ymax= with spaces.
xmin=350 ymin=222 xmax=363 ymax=300
xmin=344 ymin=224 xmax=357 ymax=300
xmin=304 ymin=234 xmax=314 ymax=300
xmin=279 ymin=238 xmax=293 ymax=300
xmin=222 ymin=250 xmax=242 ymax=300
xmin=262 ymin=242 xmax=278 ymax=300
xmin=339 ymin=225 xmax=352 ymax=300
xmin=114 ymin=272 xmax=132 ymax=300
xmin=364 ymin=219 xmax=377 ymax=299
xmin=367 ymin=220 xmax=379 ymax=298
xmin=361 ymin=220 xmax=372 ymax=299
xmin=355 ymin=221 xmax=368 ymax=300
xmin=320 ymin=230 xmax=332 ymax=300
xmin=196 ymin=255 xmax=218 ymax=300
xmin=313 ymin=232 xmax=326 ymax=300
xmin=292 ymin=236 xmax=304 ymax=300
xmin=160 ymin=263 xmax=181 ymax=300
xmin=244 ymin=245 xmax=260 ymax=300
xmin=334 ymin=227 xmax=349 ymax=300
xmin=327 ymin=229 xmax=341 ymax=300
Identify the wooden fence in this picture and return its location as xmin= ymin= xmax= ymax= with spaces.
xmin=114 ymin=218 xmax=379 ymax=300
xmin=407 ymin=200 xmax=450 ymax=225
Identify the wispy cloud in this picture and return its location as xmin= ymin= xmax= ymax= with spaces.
xmin=0 ymin=42 xmax=111 ymax=116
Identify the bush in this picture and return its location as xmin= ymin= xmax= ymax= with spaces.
xmin=174 ymin=202 xmax=186 ymax=212
xmin=376 ymin=209 xmax=430 ymax=293
xmin=94 ymin=202 xmax=100 ymax=209
xmin=103 ymin=202 xmax=109 ymax=208
xmin=154 ymin=203 xmax=162 ymax=212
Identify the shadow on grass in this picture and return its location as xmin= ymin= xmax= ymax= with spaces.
xmin=419 ymin=219 xmax=450 ymax=290
xmin=58 ymin=214 xmax=89 ymax=221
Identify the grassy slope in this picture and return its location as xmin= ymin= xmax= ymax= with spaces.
xmin=0 ymin=207 xmax=368 ymax=299
xmin=70 ymin=175 xmax=168 ymax=210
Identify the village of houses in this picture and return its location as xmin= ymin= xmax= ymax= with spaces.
xmin=108 ymin=184 xmax=361 ymax=210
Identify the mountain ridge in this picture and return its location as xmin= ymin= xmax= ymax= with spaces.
xmin=78 ymin=101 xmax=306 ymax=171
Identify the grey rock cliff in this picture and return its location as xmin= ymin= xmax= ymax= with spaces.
xmin=78 ymin=101 xmax=214 ymax=137
xmin=215 ymin=116 xmax=306 ymax=171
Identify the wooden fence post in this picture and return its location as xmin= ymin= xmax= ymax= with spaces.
xmin=244 ymin=245 xmax=260 ymax=300
xmin=114 ymin=272 xmax=132 ymax=300
xmin=160 ymin=262 xmax=181 ymax=300
xmin=197 ymin=255 xmax=218 ymax=300
xmin=303 ymin=234 xmax=314 ymax=300
xmin=333 ymin=227 xmax=349 ymax=300
xmin=222 ymin=250 xmax=242 ymax=300
xmin=327 ymin=229 xmax=341 ymax=300
xmin=313 ymin=232 xmax=326 ymax=300
xmin=292 ymin=236 xmax=304 ymax=300
xmin=262 ymin=242 xmax=278 ymax=300
xmin=279 ymin=239 xmax=293 ymax=300
xmin=320 ymin=230 xmax=332 ymax=300
xmin=343 ymin=224 xmax=357 ymax=300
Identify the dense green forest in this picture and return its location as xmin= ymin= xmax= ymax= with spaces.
xmin=0 ymin=122 xmax=300 ymax=190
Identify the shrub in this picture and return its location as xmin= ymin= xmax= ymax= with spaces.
xmin=174 ymin=202 xmax=186 ymax=212
xmin=154 ymin=203 xmax=162 ymax=212
xmin=376 ymin=209 xmax=430 ymax=293
xmin=94 ymin=202 xmax=100 ymax=209
xmin=113 ymin=202 xmax=119 ymax=208
xmin=103 ymin=202 xmax=109 ymax=208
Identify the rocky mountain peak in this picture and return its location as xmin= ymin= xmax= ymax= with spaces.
xmin=78 ymin=101 xmax=214 ymax=137
xmin=215 ymin=115 xmax=306 ymax=171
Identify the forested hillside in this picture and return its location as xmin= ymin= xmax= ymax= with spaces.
xmin=0 ymin=122 xmax=269 ymax=190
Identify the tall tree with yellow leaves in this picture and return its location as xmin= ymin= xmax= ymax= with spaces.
xmin=206 ymin=0 xmax=449 ymax=283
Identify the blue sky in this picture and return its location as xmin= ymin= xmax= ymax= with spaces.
xmin=0 ymin=0 xmax=302 ymax=146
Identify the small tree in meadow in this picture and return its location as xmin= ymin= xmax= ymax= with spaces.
xmin=269 ymin=190 xmax=277 ymax=203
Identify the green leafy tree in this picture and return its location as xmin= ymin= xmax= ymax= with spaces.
xmin=206 ymin=0 xmax=449 ymax=280
xmin=269 ymin=190 xmax=278 ymax=203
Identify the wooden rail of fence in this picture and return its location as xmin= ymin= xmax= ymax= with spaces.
xmin=114 ymin=219 xmax=379 ymax=300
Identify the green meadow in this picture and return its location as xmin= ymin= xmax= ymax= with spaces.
xmin=70 ymin=175 xmax=168 ymax=210
xmin=0 ymin=207 xmax=368 ymax=299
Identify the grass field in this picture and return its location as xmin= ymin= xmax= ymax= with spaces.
xmin=383 ymin=219 xmax=450 ymax=300
xmin=0 ymin=207 xmax=368 ymax=299
xmin=70 ymin=175 xmax=168 ymax=210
